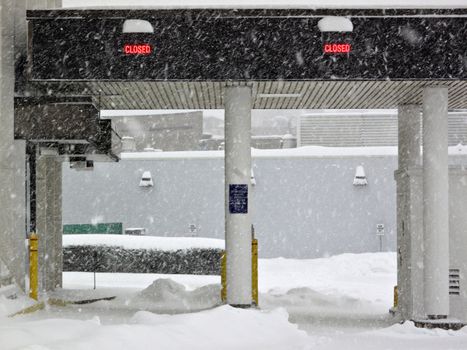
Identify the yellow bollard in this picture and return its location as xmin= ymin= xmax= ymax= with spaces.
xmin=29 ymin=233 xmax=39 ymax=300
xmin=220 ymin=238 xmax=259 ymax=305
xmin=393 ymin=285 xmax=398 ymax=308
xmin=221 ymin=253 xmax=227 ymax=302
xmin=252 ymin=238 xmax=258 ymax=306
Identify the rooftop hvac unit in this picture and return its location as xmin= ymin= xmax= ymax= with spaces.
xmin=121 ymin=136 xmax=136 ymax=152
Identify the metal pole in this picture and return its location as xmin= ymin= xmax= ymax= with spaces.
xmin=422 ymin=86 xmax=449 ymax=319
xmin=224 ymin=85 xmax=252 ymax=307
xmin=28 ymin=144 xmax=37 ymax=234
xmin=93 ymin=250 xmax=98 ymax=290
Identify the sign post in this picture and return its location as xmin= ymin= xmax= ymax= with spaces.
xmin=376 ymin=223 xmax=385 ymax=252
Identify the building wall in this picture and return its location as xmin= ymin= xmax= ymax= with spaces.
xmin=63 ymin=154 xmax=398 ymax=258
xmin=299 ymin=113 xmax=467 ymax=147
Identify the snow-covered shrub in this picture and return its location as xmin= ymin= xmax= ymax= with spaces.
xmin=63 ymin=245 xmax=222 ymax=275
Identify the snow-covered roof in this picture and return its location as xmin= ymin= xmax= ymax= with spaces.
xmin=62 ymin=1 xmax=467 ymax=9
xmin=120 ymin=144 xmax=467 ymax=160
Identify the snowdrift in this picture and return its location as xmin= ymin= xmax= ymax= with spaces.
xmin=126 ymin=278 xmax=222 ymax=312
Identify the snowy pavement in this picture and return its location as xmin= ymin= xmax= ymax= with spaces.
xmin=1 ymin=252 xmax=467 ymax=349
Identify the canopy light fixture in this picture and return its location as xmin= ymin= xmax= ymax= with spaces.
xmin=257 ymin=93 xmax=302 ymax=98
xmin=122 ymin=19 xmax=154 ymax=33
xmin=318 ymin=16 xmax=353 ymax=33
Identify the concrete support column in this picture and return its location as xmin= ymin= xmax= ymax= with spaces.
xmin=26 ymin=0 xmax=62 ymax=8
xmin=398 ymin=105 xmax=421 ymax=170
xmin=36 ymin=150 xmax=63 ymax=292
xmin=50 ymin=0 xmax=63 ymax=7
xmin=0 ymin=1 xmax=27 ymax=290
xmin=224 ymin=85 xmax=252 ymax=307
xmin=0 ymin=0 xmax=62 ymax=290
xmin=396 ymin=104 xmax=424 ymax=320
xmin=422 ymin=86 xmax=449 ymax=318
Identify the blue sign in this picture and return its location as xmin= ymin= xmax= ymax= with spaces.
xmin=229 ymin=184 xmax=248 ymax=214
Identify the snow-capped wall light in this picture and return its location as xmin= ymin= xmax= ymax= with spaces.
xmin=251 ymin=168 xmax=256 ymax=187
xmin=139 ymin=171 xmax=154 ymax=187
xmin=317 ymin=17 xmax=353 ymax=33
xmin=353 ymin=165 xmax=368 ymax=186
xmin=122 ymin=19 xmax=154 ymax=33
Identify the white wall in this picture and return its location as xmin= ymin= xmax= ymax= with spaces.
xmin=63 ymin=154 xmax=398 ymax=258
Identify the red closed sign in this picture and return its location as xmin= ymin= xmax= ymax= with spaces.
xmin=323 ymin=43 xmax=351 ymax=54
xmin=123 ymin=44 xmax=152 ymax=55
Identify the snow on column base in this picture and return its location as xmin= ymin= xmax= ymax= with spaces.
xmin=427 ymin=314 xmax=448 ymax=320
xmin=229 ymin=304 xmax=253 ymax=309
xmin=388 ymin=306 xmax=399 ymax=317
xmin=412 ymin=318 xmax=465 ymax=330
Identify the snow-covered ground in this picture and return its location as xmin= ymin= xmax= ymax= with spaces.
xmin=2 ymin=252 xmax=467 ymax=349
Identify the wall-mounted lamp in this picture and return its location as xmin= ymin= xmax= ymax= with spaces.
xmin=353 ymin=165 xmax=368 ymax=186
xmin=251 ymin=168 xmax=256 ymax=187
xmin=139 ymin=170 xmax=154 ymax=187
